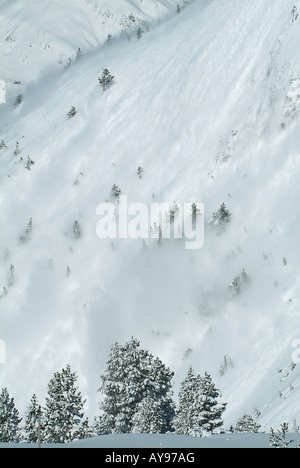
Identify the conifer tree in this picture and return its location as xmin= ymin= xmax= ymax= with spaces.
xmin=0 ymin=388 xmax=22 ymax=443
xmin=269 ymin=423 xmax=295 ymax=448
xmin=24 ymin=156 xmax=35 ymax=170
xmin=99 ymin=69 xmax=115 ymax=91
xmin=0 ymin=139 xmax=7 ymax=151
xmin=111 ymin=184 xmax=121 ymax=201
xmin=228 ymin=268 xmax=249 ymax=297
xmin=197 ymin=372 xmax=227 ymax=433
xmin=208 ymin=203 xmax=232 ymax=233
xmin=24 ymin=394 xmax=43 ymax=443
xmin=99 ymin=338 xmax=175 ymax=434
xmin=235 ymin=414 xmax=261 ymax=433
xmin=132 ymin=396 xmax=173 ymax=434
xmin=74 ymin=417 xmax=94 ymax=440
xmin=7 ymin=264 xmax=15 ymax=288
xmin=67 ymin=106 xmax=77 ymax=118
xmin=73 ymin=220 xmax=82 ymax=239
xmin=174 ymin=367 xmax=204 ymax=437
xmin=20 ymin=218 xmax=33 ymax=244
xmin=137 ymin=27 xmax=143 ymax=41
xmin=43 ymin=365 xmax=86 ymax=444
xmin=75 ymin=48 xmax=83 ymax=61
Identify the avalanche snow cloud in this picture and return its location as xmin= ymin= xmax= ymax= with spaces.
xmin=0 ymin=0 xmax=300 ymax=432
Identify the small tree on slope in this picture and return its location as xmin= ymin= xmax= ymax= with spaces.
xmin=99 ymin=69 xmax=115 ymax=92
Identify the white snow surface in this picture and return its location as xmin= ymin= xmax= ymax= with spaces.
xmin=1 ymin=0 xmax=300 ymax=434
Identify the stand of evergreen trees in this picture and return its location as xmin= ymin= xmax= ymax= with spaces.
xmin=0 ymin=337 xmax=268 ymax=444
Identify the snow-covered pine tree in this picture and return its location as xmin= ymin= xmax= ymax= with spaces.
xmin=43 ymin=365 xmax=86 ymax=444
xmin=24 ymin=394 xmax=43 ymax=444
xmin=132 ymin=396 xmax=173 ymax=434
xmin=136 ymin=27 xmax=143 ymax=40
xmin=93 ymin=415 xmax=111 ymax=436
xmin=234 ymin=414 xmax=261 ymax=433
xmin=73 ymin=220 xmax=82 ymax=239
xmin=269 ymin=423 xmax=295 ymax=448
xmin=24 ymin=155 xmax=35 ymax=170
xmin=14 ymin=94 xmax=23 ymax=106
xmin=75 ymin=48 xmax=84 ymax=62
xmin=197 ymin=372 xmax=227 ymax=434
xmin=174 ymin=367 xmax=204 ymax=437
xmin=7 ymin=264 xmax=15 ymax=288
xmin=228 ymin=268 xmax=249 ymax=297
xmin=208 ymin=203 xmax=232 ymax=233
xmin=137 ymin=166 xmax=144 ymax=179
xmin=219 ymin=355 xmax=234 ymax=377
xmin=67 ymin=106 xmax=77 ymax=118
xmin=111 ymin=184 xmax=121 ymax=201
xmin=74 ymin=418 xmax=94 ymax=440
xmin=19 ymin=217 xmax=33 ymax=244
xmin=99 ymin=337 xmax=175 ymax=434
xmin=105 ymin=34 xmax=113 ymax=45
xmin=13 ymin=141 xmax=20 ymax=157
xmin=98 ymin=69 xmax=115 ymax=91
xmin=0 ymin=388 xmax=22 ymax=443
xmin=0 ymin=139 xmax=7 ymax=150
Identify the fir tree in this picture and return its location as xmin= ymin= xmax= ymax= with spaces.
xmin=208 ymin=203 xmax=232 ymax=233
xmin=14 ymin=94 xmax=23 ymax=106
xmin=198 ymin=372 xmax=227 ymax=434
xmin=235 ymin=414 xmax=261 ymax=433
xmin=24 ymin=395 xmax=43 ymax=444
xmin=137 ymin=27 xmax=143 ymax=41
xmin=105 ymin=34 xmax=113 ymax=45
xmin=43 ymin=365 xmax=86 ymax=444
xmin=67 ymin=106 xmax=77 ymax=118
xmin=174 ymin=367 xmax=204 ymax=437
xmin=228 ymin=268 xmax=249 ymax=297
xmin=269 ymin=423 xmax=295 ymax=448
xmin=292 ymin=5 xmax=299 ymax=22
xmin=24 ymin=155 xmax=35 ymax=170
xmin=93 ymin=415 xmax=111 ymax=436
xmin=219 ymin=355 xmax=234 ymax=377
xmin=132 ymin=396 xmax=173 ymax=434
xmin=99 ymin=338 xmax=175 ymax=434
xmin=7 ymin=264 xmax=15 ymax=288
xmin=0 ymin=388 xmax=22 ymax=443
xmin=13 ymin=141 xmax=21 ymax=157
xmin=73 ymin=220 xmax=82 ymax=239
xmin=0 ymin=139 xmax=7 ymax=150
xmin=137 ymin=166 xmax=144 ymax=179
xmin=111 ymin=184 xmax=121 ymax=201
xmin=75 ymin=48 xmax=84 ymax=61
xmin=20 ymin=217 xmax=33 ymax=243
xmin=98 ymin=69 xmax=115 ymax=91
xmin=74 ymin=418 xmax=94 ymax=440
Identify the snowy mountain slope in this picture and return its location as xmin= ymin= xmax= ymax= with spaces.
xmin=1 ymin=0 xmax=300 ymax=433
xmin=0 ymin=0 xmax=184 ymax=84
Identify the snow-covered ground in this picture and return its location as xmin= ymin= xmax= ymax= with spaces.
xmin=1 ymin=432 xmax=300 ymax=449
xmin=1 ymin=0 xmax=300 ymax=436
